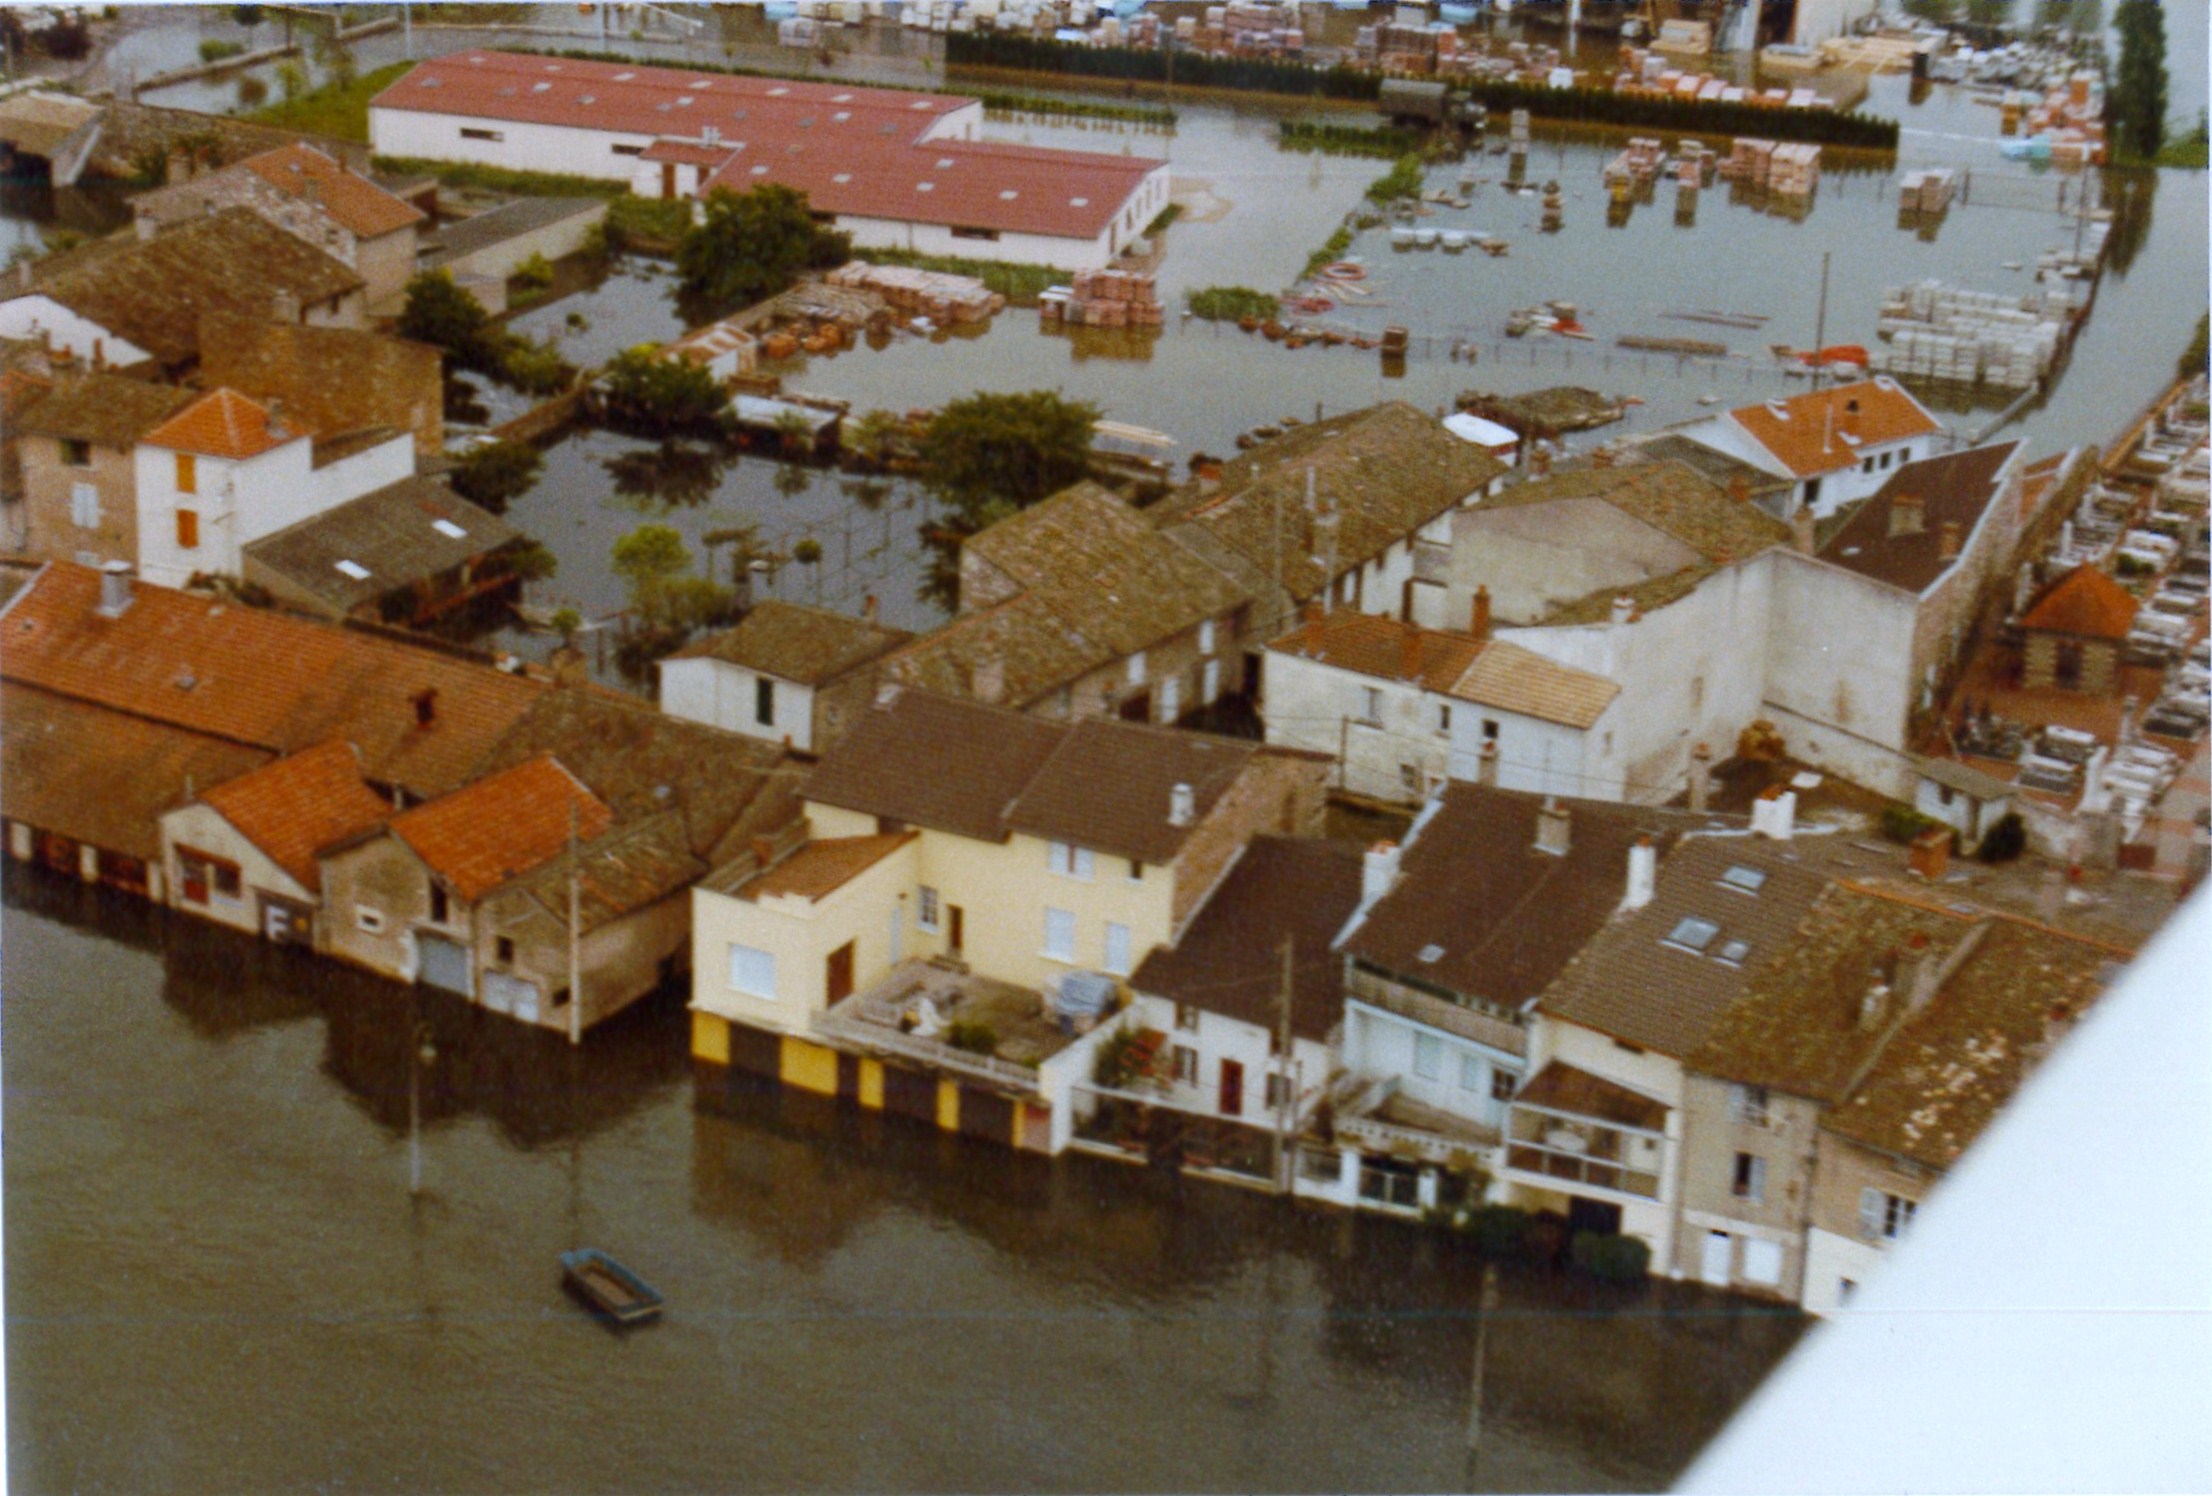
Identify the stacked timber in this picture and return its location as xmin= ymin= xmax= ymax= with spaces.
xmin=1040 ymin=269 xmax=1164 ymax=329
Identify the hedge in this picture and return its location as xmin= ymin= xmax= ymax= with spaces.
xmin=1187 ymin=286 xmax=1279 ymax=322
xmin=1453 ymin=74 xmax=1899 ymax=151
xmin=1280 ymin=119 xmax=1428 ymax=158
xmin=949 ymin=30 xmax=1381 ymax=101
xmin=1570 ymin=1230 xmax=1652 ymax=1283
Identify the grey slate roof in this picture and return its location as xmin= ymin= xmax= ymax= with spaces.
xmin=242 ymin=477 xmax=517 ymax=615
xmin=421 ymin=196 xmax=606 ymax=270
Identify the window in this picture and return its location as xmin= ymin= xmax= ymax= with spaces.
xmin=1047 ymin=841 xmax=1094 ymax=880
xmin=178 ymin=848 xmax=241 ymax=904
xmin=611 ymin=142 xmax=645 ymax=155
xmin=1360 ymin=686 xmax=1383 ymax=726
xmin=495 ymin=936 xmax=516 ymax=965
xmin=1104 ymin=921 xmax=1132 ymax=977
xmin=61 ymin=438 xmax=91 ymax=468
xmin=1727 ymin=1083 xmax=1770 ymax=1124
xmin=1265 ymin=1072 xmax=1292 ymax=1109
xmin=1742 ymin=1237 xmax=1785 ymax=1286
xmin=1174 ymin=1002 xmax=1199 ymax=1033
xmin=1198 ymin=619 xmax=1216 ymax=656
xmin=1861 ymin=456 xmax=1876 ymax=474
xmin=1718 ymin=865 xmax=1767 ymax=894
xmin=1665 ymin=915 xmax=1721 ymax=953
xmin=1490 ymin=1068 xmax=1516 ymax=1102
xmin=1860 ymin=1188 xmax=1917 ymax=1241
xmin=175 ymin=509 xmax=199 ymax=549
xmin=1482 ymin=718 xmax=1500 ymax=742
xmin=1436 ymin=703 xmax=1451 ymax=736
xmin=1414 ymin=1033 xmax=1444 ymax=1081
xmin=174 ymin=453 xmax=196 ymax=494
xmin=1043 ymin=907 xmax=1076 ymax=961
xmin=1732 ymin=1152 xmax=1767 ymax=1204
xmin=726 ymin=943 xmax=775 ymax=999
xmin=460 ymin=126 xmax=505 ymax=141
xmin=1126 ymin=859 xmax=1143 ymax=883
xmin=1716 ymin=939 xmax=1751 ymax=967
xmin=356 ymin=906 xmax=386 ymax=935
xmin=1300 ymin=1147 xmax=1341 ymax=1183
xmin=429 ymin=884 xmax=449 ymax=924
xmin=1126 ymin=651 xmax=1147 ymax=686
xmin=950 ymin=225 xmax=1001 ymax=242
xmin=917 ymin=885 xmax=940 ymax=931
xmin=1459 ymin=1053 xmax=1485 ymax=1091
xmin=1159 ymin=672 xmax=1181 ymax=721
xmin=1172 ymin=1044 xmax=1198 ymax=1084
xmin=69 ymin=482 xmax=99 ymax=529
xmin=754 ymin=676 xmax=774 ymax=727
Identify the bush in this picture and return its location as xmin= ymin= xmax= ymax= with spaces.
xmin=1365 ymin=153 xmax=1427 ymax=204
xmin=1465 ymin=1204 xmax=1535 ymax=1259
xmin=1299 ymin=224 xmax=1355 ymax=283
xmin=1280 ymin=119 xmax=1427 ymax=159
xmin=449 ymin=439 xmax=543 ymax=513
xmin=1569 ymin=1230 xmax=1652 ymax=1283
xmin=596 ymin=347 xmax=728 ymax=435
xmin=1523 ymin=1210 xmax=1571 ymax=1264
xmin=1977 ymin=811 xmax=2027 ymax=864
xmin=198 ymin=37 xmax=246 ymax=63
xmin=674 ymin=183 xmax=850 ymax=316
xmin=513 ymin=252 xmax=555 ymax=291
xmin=498 ymin=337 xmax=574 ymax=397
xmin=943 ymin=1020 xmax=999 ymax=1056
xmin=1881 ymin=803 xmax=1945 ymax=845
xmin=1187 ymin=286 xmax=1281 ymax=323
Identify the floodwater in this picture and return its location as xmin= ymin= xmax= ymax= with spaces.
xmin=3 ymin=870 xmax=1806 ymax=1493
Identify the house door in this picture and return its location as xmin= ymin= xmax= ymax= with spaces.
xmin=418 ymin=932 xmax=473 ymax=997
xmin=1701 ymin=1230 xmax=1733 ymax=1286
xmin=1219 ymin=1058 xmax=1244 ymax=1118
xmin=660 ymin=161 xmax=676 ymax=200
xmin=948 ymin=906 xmax=964 ymax=955
xmin=826 ymin=940 xmax=855 ymax=1005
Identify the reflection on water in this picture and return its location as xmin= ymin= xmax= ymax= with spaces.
xmin=5 ymin=869 xmax=1804 ymax=1493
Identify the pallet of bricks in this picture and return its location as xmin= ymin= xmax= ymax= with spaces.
xmin=1720 ymin=137 xmax=1776 ymax=186
xmin=1768 ymin=143 xmax=1820 ymax=197
xmin=1897 ymin=168 xmax=1956 ymax=213
xmin=824 ymin=261 xmax=1003 ymax=325
xmin=1039 ymin=269 xmax=1163 ymax=330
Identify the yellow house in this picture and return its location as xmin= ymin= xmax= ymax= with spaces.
xmin=689 ymin=686 xmax=1329 ymax=1147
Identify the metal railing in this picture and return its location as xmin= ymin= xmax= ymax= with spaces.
xmin=808 ymin=1008 xmax=1041 ymax=1091
xmin=1344 ymin=969 xmax=1528 ymax=1056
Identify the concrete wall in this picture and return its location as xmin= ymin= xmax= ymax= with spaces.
xmin=356 ymin=227 xmax=422 ymax=312
xmin=1512 ymin=1018 xmax=1686 ymax=1266
xmin=1123 ymin=992 xmax=1331 ymax=1131
xmin=1801 ymin=1130 xmax=1931 ymax=1314
xmin=318 ymin=833 xmax=466 ymax=984
xmin=1263 ymin=647 xmax=1453 ymax=803
xmin=159 ymin=801 xmax=313 ymax=936
xmin=478 ymin=882 xmax=691 ymax=1033
xmin=1763 ymin=550 xmax=1916 ymax=754
xmin=1342 ymin=997 xmax=1523 ymax=1131
xmin=438 ymin=202 xmax=607 ymax=283
xmin=1673 ymin=1074 xmax=1822 ymax=1301
xmin=660 ymin=657 xmax=818 ymax=751
xmin=15 ymin=433 xmax=139 ymax=568
xmin=133 ymin=428 xmax=411 ymax=588
xmin=0 ymin=296 xmax=155 ymax=370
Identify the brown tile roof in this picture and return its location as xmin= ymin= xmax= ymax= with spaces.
xmin=801 ymin=686 xmax=1066 ymax=843
xmin=1267 ymin=610 xmax=1621 ymax=729
xmin=1007 ymin=717 xmax=1260 ymax=866
xmin=1727 ymin=379 xmax=1942 ymax=479
xmin=1132 ymin=835 xmax=1364 ymax=1043
xmin=2018 ymin=564 xmax=2139 ymax=641
xmin=1536 ymin=831 xmax=1887 ymax=1057
xmin=496 ymin=811 xmax=706 ymax=933
xmin=1818 ymin=442 xmax=2021 ymax=594
xmin=1487 ymin=459 xmax=1790 ymax=568
xmin=1514 ymin=1061 xmax=1669 ymax=1132
xmin=8 ymin=370 xmax=195 ymax=450
xmin=143 ymin=387 xmax=304 ymax=459
xmin=0 ymin=562 xmax=549 ymax=799
xmin=670 ymin=599 xmax=912 ymax=684
xmin=11 ymin=209 xmax=363 ymax=368
xmin=1343 ymin=785 xmax=1715 ymax=1013
xmin=1153 ymin=402 xmax=1506 ymax=612
xmin=1622 ymin=433 xmax=1794 ymax=506
xmin=747 ymin=832 xmax=915 ymax=901
xmin=471 ymin=686 xmax=797 ymax=865
xmin=238 ymin=143 xmax=425 ymax=239
xmin=0 ymin=680 xmax=271 ymax=861
xmin=198 ymin=740 xmax=392 ymax=892
xmin=242 ymin=477 xmax=519 ymax=616
xmin=197 ymin=312 xmax=441 ymax=451
xmin=963 ymin=482 xmax=1249 ymax=656
xmin=877 ymin=590 xmax=1108 ymax=711
xmin=389 ymin=753 xmax=611 ymax=903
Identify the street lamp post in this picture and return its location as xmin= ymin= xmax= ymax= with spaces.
xmin=408 ymin=1021 xmax=437 ymax=1197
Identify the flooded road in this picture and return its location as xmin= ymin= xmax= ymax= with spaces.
xmin=4 ymin=871 xmax=1804 ymax=1493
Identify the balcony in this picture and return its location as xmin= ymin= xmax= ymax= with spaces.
xmin=809 ymin=960 xmax=1074 ymax=1092
xmin=1345 ymin=966 xmax=1527 ymax=1057
xmin=1500 ymin=1063 xmax=1668 ymax=1201
xmin=1331 ymin=1072 xmax=1501 ymax=1166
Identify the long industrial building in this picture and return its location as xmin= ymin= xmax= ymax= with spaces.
xmin=369 ymin=51 xmax=1171 ymax=269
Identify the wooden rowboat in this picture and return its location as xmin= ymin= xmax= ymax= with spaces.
xmin=560 ymin=1248 xmax=664 ymax=1326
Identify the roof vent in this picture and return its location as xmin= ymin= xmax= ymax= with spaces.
xmin=999 ymin=189 xmax=1018 ymax=200
xmin=1535 ymin=796 xmax=1572 ymax=857
xmin=1168 ymin=782 xmax=1195 ymax=828
xmin=96 ymin=560 xmax=134 ymax=618
xmin=916 ymin=182 xmax=934 ymax=192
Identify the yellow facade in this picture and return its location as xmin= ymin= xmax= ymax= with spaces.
xmin=859 ymin=1057 xmax=885 ymax=1111
xmin=691 ymin=1009 xmax=730 ymax=1064
xmin=781 ymin=1035 xmax=841 ymax=1097
xmin=936 ymin=1078 xmax=960 ymax=1133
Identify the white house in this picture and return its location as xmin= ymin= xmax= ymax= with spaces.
xmin=369 ymin=50 xmax=1170 ymax=270
xmin=660 ymin=600 xmax=912 ymax=754
xmin=1668 ymin=378 xmax=1944 ymax=519
xmin=132 ymin=389 xmax=414 ymax=590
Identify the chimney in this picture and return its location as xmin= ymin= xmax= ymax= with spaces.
xmin=752 ymin=835 xmax=774 ymax=868
xmin=1469 ymin=584 xmax=1491 ymax=642
xmin=272 ymin=287 xmax=300 ymax=323
xmin=412 ymin=687 xmax=439 ymax=728
xmin=970 ymin=655 xmax=1005 ymax=705
xmin=1168 ymin=782 xmax=1195 ymax=827
xmin=134 ymin=205 xmax=157 ymax=242
xmin=1477 ymin=738 xmax=1499 ymax=787
xmin=1938 ymin=520 xmax=1963 ymax=561
xmin=1400 ymin=623 xmax=1423 ymax=680
xmin=16 ymin=259 xmax=29 ymax=291
xmin=1790 ymin=504 xmax=1817 ymax=556
xmin=1889 ymin=492 xmax=1925 ymax=539
xmin=1534 ymin=795 xmax=1571 ymax=857
xmin=1623 ymin=835 xmax=1657 ymax=910
xmin=1857 ymin=980 xmax=1892 ymax=1033
xmin=166 ymin=148 xmax=191 ymax=185
xmin=1300 ymin=599 xmax=1323 ymax=626
xmin=861 ymin=593 xmax=879 ymax=624
xmin=1688 ymin=741 xmax=1712 ymax=812
xmin=1909 ymin=825 xmax=1951 ymax=879
xmin=549 ymin=644 xmax=588 ymax=687
xmin=1750 ymin=785 xmax=1796 ymax=840
xmin=265 ymin=397 xmax=285 ymax=438
xmin=1893 ymin=932 xmax=1930 ymax=1016
xmin=1609 ymin=594 xmax=1636 ymax=627
xmin=1361 ymin=839 xmax=1401 ymax=908
xmin=95 ymin=561 xmax=135 ymax=618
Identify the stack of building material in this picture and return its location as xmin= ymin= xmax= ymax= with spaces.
xmin=1768 ymin=143 xmax=1821 ymax=197
xmin=1652 ymin=18 xmax=1712 ymax=58
xmin=1039 ymin=268 xmax=1163 ymax=330
xmin=824 ymin=261 xmax=1004 ymax=325
xmin=1871 ymin=280 xmax=2071 ymax=390
xmin=2022 ymin=70 xmax=2108 ymax=166
xmin=1898 ymin=169 xmax=1957 ymax=213
xmin=1509 ymin=108 xmax=1531 ymax=149
xmin=1602 ymin=136 xmax=1667 ymax=187
xmin=1720 ymin=137 xmax=1777 ymax=186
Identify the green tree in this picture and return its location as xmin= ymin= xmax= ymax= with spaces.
xmin=2108 ymin=0 xmax=2169 ymax=160
xmin=612 ymin=523 xmax=733 ymax=634
xmin=232 ymin=4 xmax=264 ymax=29
xmin=448 ymin=439 xmax=543 ymax=513
xmin=398 ymin=270 xmax=493 ymax=364
xmin=597 ymin=346 xmax=728 ymax=433
xmin=673 ymin=184 xmax=851 ymax=315
xmin=916 ymin=389 xmax=1100 ymax=532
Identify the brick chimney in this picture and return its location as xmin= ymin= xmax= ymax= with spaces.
xmin=1534 ymin=795 xmax=1571 ymax=856
xmin=1469 ymin=584 xmax=1491 ymax=641
xmin=1528 ymin=443 xmax=1553 ymax=477
xmin=861 ymin=593 xmax=879 ymax=624
xmin=1889 ymin=492 xmax=1925 ymax=539
xmin=1300 ymin=599 xmax=1323 ymax=626
xmin=1591 ymin=444 xmax=1617 ymax=470
xmin=1938 ymin=520 xmax=1963 ymax=561
xmin=1729 ymin=475 xmax=1750 ymax=504
xmin=1909 ymin=825 xmax=1951 ymax=879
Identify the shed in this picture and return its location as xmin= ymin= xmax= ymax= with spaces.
xmin=2016 ymin=565 xmax=2137 ymax=694
xmin=1443 ymin=411 xmax=1522 ymax=467
xmin=1912 ymin=756 xmax=2015 ymax=852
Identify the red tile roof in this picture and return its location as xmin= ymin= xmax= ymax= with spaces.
xmin=639 ymin=137 xmax=737 ymax=167
xmin=199 ymin=739 xmax=391 ymax=892
xmin=371 ymin=51 xmax=1162 ymax=243
xmin=2017 ymin=564 xmax=2140 ymax=641
xmin=389 ymin=753 xmax=611 ymax=903
xmin=142 ymin=387 xmax=304 ymax=459
xmin=1 ymin=562 xmax=548 ymax=798
xmin=238 ymin=143 xmax=426 ymax=240
xmin=1728 ymin=379 xmax=1941 ymax=479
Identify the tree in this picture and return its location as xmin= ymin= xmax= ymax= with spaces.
xmin=917 ymin=389 xmax=1100 ymax=532
xmin=673 ymin=184 xmax=850 ymax=315
xmin=597 ymin=347 xmax=728 ymax=433
xmin=449 ymin=439 xmax=543 ymax=513
xmin=398 ymin=270 xmax=493 ymax=365
xmin=233 ymin=4 xmax=265 ymax=30
xmin=2108 ymin=0 xmax=2168 ymax=160
xmin=610 ymin=522 xmax=736 ymax=675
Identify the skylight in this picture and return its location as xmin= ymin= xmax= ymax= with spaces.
xmin=1665 ymin=916 xmax=1720 ymax=953
xmin=334 ymin=560 xmax=371 ymax=580
xmin=1717 ymin=939 xmax=1751 ymax=966
xmin=999 ymin=190 xmax=1018 ymax=200
xmin=916 ymin=181 xmax=934 ymax=192
xmin=832 ymin=172 xmax=852 ymax=184
xmin=1417 ymin=943 xmax=1445 ymax=964
xmin=1069 ymin=196 xmax=1089 ymax=207
xmin=833 ymin=111 xmax=851 ymax=122
xmin=768 ymin=86 xmax=790 ymax=97
xmin=832 ymin=93 xmax=853 ymax=102
xmin=431 ymin=519 xmax=467 ymax=540
xmin=1719 ymin=865 xmax=1767 ymax=894
xmin=614 ymin=71 xmax=635 ymax=81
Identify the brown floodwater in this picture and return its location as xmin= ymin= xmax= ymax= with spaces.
xmin=3 ymin=868 xmax=1806 ymax=1493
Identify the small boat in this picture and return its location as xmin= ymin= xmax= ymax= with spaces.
xmin=560 ymin=1249 xmax=664 ymax=1326
xmin=1439 ymin=231 xmax=1469 ymax=253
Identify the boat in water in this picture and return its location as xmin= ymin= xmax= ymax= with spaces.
xmin=560 ymin=1249 xmax=664 ymax=1327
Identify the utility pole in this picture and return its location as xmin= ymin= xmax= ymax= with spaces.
xmin=1466 ymin=1262 xmax=1499 ymax=1456
xmin=1810 ymin=248 xmax=1831 ymax=393
xmin=401 ymin=0 xmax=412 ymax=59
xmin=567 ymin=799 xmax=583 ymax=1048
xmin=1273 ymin=933 xmax=1295 ymax=1194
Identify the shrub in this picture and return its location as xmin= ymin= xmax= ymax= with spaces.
xmin=498 ymin=337 xmax=573 ymax=397
xmin=943 ymin=1020 xmax=999 ymax=1056
xmin=1465 ymin=1204 xmax=1535 ymax=1259
xmin=513 ymin=251 xmax=555 ymax=291
xmin=198 ymin=37 xmax=246 ymax=63
xmin=1881 ymin=802 xmax=1944 ymax=845
xmin=235 ymin=74 xmax=269 ymax=108
xmin=1523 ymin=1209 xmax=1571 ymax=1264
xmin=1365 ymin=153 xmax=1427 ymax=204
xmin=1569 ymin=1231 xmax=1652 ymax=1283
xmin=1977 ymin=811 xmax=2027 ymax=864
xmin=596 ymin=347 xmax=727 ymax=435
xmin=1187 ymin=286 xmax=1281 ymax=323
xmin=449 ymin=439 xmax=543 ymax=513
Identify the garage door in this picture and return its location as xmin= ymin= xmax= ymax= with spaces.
xmin=417 ymin=933 xmax=473 ymax=997
xmin=482 ymin=970 xmax=540 ymax=1024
